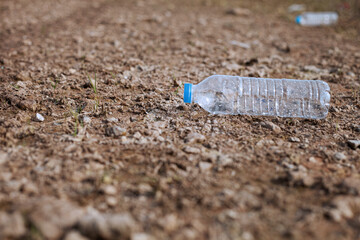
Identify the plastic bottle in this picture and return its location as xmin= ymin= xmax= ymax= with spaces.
xmin=183 ymin=75 xmax=331 ymax=119
xmin=295 ymin=12 xmax=338 ymax=26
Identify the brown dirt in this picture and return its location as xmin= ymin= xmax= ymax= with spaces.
xmin=0 ymin=0 xmax=360 ymax=239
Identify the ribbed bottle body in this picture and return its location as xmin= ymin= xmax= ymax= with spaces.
xmin=192 ymin=75 xmax=330 ymax=119
xmin=297 ymin=12 xmax=338 ymax=26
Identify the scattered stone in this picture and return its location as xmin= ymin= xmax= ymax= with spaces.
xmin=226 ymin=8 xmax=251 ymax=16
xmin=133 ymin=132 xmax=142 ymax=139
xmin=288 ymin=4 xmax=306 ymax=12
xmin=352 ymin=125 xmax=360 ymax=132
xmin=138 ymin=183 xmax=153 ymax=195
xmin=229 ymin=40 xmax=250 ymax=49
xmin=106 ymin=117 xmax=118 ymax=123
xmin=132 ymin=233 xmax=156 ymax=240
xmin=16 ymin=71 xmax=32 ymax=81
xmin=158 ymin=214 xmax=179 ymax=232
xmin=183 ymin=146 xmax=201 ymax=154
xmin=303 ymin=65 xmax=322 ymax=73
xmin=78 ymin=208 xmax=137 ymax=240
xmin=288 ymin=171 xmax=317 ymax=187
xmin=101 ymin=185 xmax=117 ymax=195
xmin=34 ymin=113 xmax=45 ymax=122
xmin=328 ymin=196 xmax=360 ymax=222
xmin=0 ymin=151 xmax=8 ymax=165
xmin=199 ymin=161 xmax=212 ymax=172
xmin=334 ymin=152 xmax=347 ymax=161
xmin=218 ymin=155 xmax=233 ymax=166
xmin=308 ymin=157 xmax=322 ymax=165
xmin=289 ymin=137 xmax=301 ymax=143
xmin=22 ymin=182 xmax=39 ymax=195
xmin=242 ymin=231 xmax=254 ymax=240
xmin=0 ymin=211 xmax=26 ymax=238
xmin=256 ymin=139 xmax=275 ymax=147
xmin=27 ymin=197 xmax=85 ymax=240
xmin=347 ymin=140 xmax=360 ymax=150
xmin=185 ymin=132 xmax=205 ymax=144
xmin=64 ymin=231 xmax=89 ymax=240
xmin=273 ymin=41 xmax=290 ymax=53
xmin=261 ymin=121 xmax=282 ymax=133
xmin=16 ymin=81 xmax=27 ymax=88
xmin=106 ymin=196 xmax=118 ymax=207
xmin=341 ymin=177 xmax=360 ymax=195
xmin=105 ymin=126 xmax=126 ymax=138
xmin=156 ymin=136 xmax=165 ymax=142
xmin=83 ymin=116 xmax=91 ymax=124
xmin=223 ymin=62 xmax=241 ymax=71
xmin=69 ymin=68 xmax=77 ymax=74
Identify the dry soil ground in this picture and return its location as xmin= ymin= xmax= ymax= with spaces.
xmin=0 ymin=0 xmax=360 ymax=239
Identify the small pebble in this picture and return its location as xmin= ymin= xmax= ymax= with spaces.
xmin=105 ymin=126 xmax=126 ymax=137
xmin=83 ymin=116 xmax=91 ymax=124
xmin=225 ymin=7 xmax=251 ymax=16
xmin=289 ymin=137 xmax=301 ymax=143
xmin=138 ymin=183 xmax=153 ymax=195
xmin=106 ymin=196 xmax=118 ymax=207
xmin=69 ymin=68 xmax=77 ymax=74
xmin=185 ymin=132 xmax=206 ymax=143
xmin=347 ymin=140 xmax=360 ymax=150
xmin=133 ymin=132 xmax=142 ymax=139
xmin=64 ymin=231 xmax=89 ymax=240
xmin=303 ymin=65 xmax=321 ymax=73
xmin=352 ymin=125 xmax=360 ymax=132
xmin=199 ymin=162 xmax=212 ymax=172
xmin=261 ymin=121 xmax=282 ymax=134
xmin=102 ymin=185 xmax=117 ymax=195
xmin=0 ymin=151 xmax=8 ymax=165
xmin=334 ymin=152 xmax=347 ymax=161
xmin=106 ymin=117 xmax=118 ymax=123
xmin=34 ymin=113 xmax=44 ymax=122
xmin=132 ymin=233 xmax=155 ymax=240
xmin=183 ymin=146 xmax=200 ymax=154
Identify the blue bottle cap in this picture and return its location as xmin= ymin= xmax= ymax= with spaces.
xmin=183 ymin=83 xmax=193 ymax=103
xmin=295 ymin=15 xmax=301 ymax=24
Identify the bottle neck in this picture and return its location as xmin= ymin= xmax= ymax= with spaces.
xmin=183 ymin=83 xmax=194 ymax=103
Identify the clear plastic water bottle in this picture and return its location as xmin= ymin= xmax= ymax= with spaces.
xmin=295 ymin=12 xmax=338 ymax=26
xmin=183 ymin=75 xmax=331 ymax=119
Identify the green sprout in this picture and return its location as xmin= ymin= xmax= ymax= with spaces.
xmin=50 ymin=77 xmax=59 ymax=90
xmin=70 ymin=110 xmax=79 ymax=136
xmin=11 ymin=84 xmax=20 ymax=90
xmin=87 ymin=73 xmax=100 ymax=111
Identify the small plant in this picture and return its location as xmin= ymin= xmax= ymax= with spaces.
xmin=68 ymin=103 xmax=85 ymax=136
xmin=174 ymin=82 xmax=183 ymax=95
xmin=50 ymin=77 xmax=59 ymax=90
xmin=172 ymin=76 xmax=183 ymax=96
xmin=110 ymin=72 xmax=117 ymax=80
xmin=11 ymin=83 xmax=20 ymax=90
xmin=87 ymin=73 xmax=100 ymax=111
xmin=70 ymin=109 xmax=79 ymax=136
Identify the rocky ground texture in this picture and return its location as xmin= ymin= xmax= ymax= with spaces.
xmin=0 ymin=0 xmax=359 ymax=239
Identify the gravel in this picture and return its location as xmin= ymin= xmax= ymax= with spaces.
xmin=0 ymin=0 xmax=359 ymax=239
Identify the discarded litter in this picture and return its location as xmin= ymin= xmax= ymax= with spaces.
xmin=295 ymin=12 xmax=338 ymax=26
xmin=183 ymin=75 xmax=330 ymax=119
xmin=288 ymin=4 xmax=306 ymax=13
